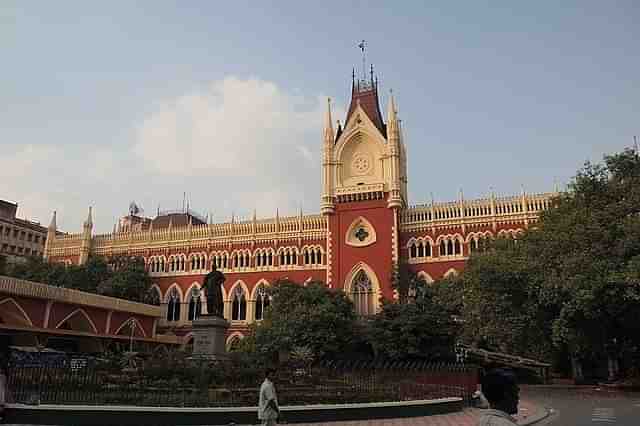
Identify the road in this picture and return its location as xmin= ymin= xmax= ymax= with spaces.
xmin=524 ymin=386 xmax=640 ymax=426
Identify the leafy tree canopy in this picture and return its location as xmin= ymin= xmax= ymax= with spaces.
xmin=461 ymin=148 xmax=640 ymax=368
xmin=4 ymin=255 xmax=152 ymax=303
xmin=251 ymin=279 xmax=358 ymax=360
xmin=369 ymin=270 xmax=460 ymax=361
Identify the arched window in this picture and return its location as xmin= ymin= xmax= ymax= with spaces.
xmin=228 ymin=336 xmax=242 ymax=352
xmin=410 ymin=243 xmax=417 ymax=258
xmin=187 ymin=288 xmax=202 ymax=321
xmin=166 ymin=288 xmax=181 ymax=322
xmin=232 ymin=286 xmax=247 ymax=321
xmin=454 ymin=239 xmax=461 ymax=255
xmin=255 ymin=285 xmax=270 ymax=321
xmin=304 ymin=250 xmax=310 ymax=264
xmin=425 ymin=241 xmax=431 ymax=256
xmin=351 ymin=270 xmax=374 ymax=317
xmin=447 ymin=240 xmax=454 ymax=256
xmin=417 ymin=242 xmax=424 ymax=257
xmin=440 ymin=241 xmax=446 ymax=256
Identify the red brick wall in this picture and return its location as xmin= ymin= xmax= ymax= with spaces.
xmin=330 ymin=198 xmax=395 ymax=300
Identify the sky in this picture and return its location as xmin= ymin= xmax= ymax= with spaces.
xmin=1 ymin=1 xmax=638 ymax=233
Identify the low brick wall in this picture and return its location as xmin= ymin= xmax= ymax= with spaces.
xmin=5 ymin=398 xmax=463 ymax=425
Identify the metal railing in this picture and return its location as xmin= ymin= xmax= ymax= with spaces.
xmin=6 ymin=359 xmax=476 ymax=407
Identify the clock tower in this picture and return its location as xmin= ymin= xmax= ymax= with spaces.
xmin=322 ymin=69 xmax=407 ymax=312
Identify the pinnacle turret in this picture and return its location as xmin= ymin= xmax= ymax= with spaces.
xmin=83 ymin=206 xmax=93 ymax=228
xmin=323 ymin=98 xmax=334 ymax=144
xmin=48 ymin=211 xmax=57 ymax=231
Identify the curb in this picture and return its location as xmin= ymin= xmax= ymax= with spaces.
xmin=4 ymin=398 xmax=464 ymax=426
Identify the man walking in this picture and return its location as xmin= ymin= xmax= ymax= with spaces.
xmin=258 ymin=367 xmax=279 ymax=426
xmin=478 ymin=368 xmax=520 ymax=426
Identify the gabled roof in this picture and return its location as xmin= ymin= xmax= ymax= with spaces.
xmin=344 ymin=77 xmax=386 ymax=138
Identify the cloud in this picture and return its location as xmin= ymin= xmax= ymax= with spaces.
xmin=3 ymin=77 xmax=338 ymax=233
xmin=134 ymin=77 xmax=325 ymax=177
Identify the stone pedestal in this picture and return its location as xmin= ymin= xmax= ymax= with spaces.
xmin=191 ymin=315 xmax=230 ymax=361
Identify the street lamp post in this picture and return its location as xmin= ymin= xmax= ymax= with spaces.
xmin=129 ymin=319 xmax=135 ymax=353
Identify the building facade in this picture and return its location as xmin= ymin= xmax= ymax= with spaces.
xmin=0 ymin=200 xmax=48 ymax=264
xmin=44 ymin=72 xmax=554 ymax=347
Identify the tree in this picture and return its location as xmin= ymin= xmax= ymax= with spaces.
xmin=4 ymin=254 xmax=153 ymax=303
xmin=460 ymin=148 xmax=640 ymax=380
xmin=252 ymin=280 xmax=358 ymax=360
xmin=98 ymin=256 xmax=151 ymax=302
xmin=461 ymin=239 xmax=554 ymax=361
xmin=367 ymin=276 xmax=459 ymax=361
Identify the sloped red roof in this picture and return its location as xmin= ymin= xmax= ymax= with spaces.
xmin=344 ymin=79 xmax=386 ymax=138
xmin=151 ymin=213 xmax=206 ymax=229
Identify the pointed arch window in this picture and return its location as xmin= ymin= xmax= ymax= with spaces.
xmin=232 ymin=286 xmax=247 ymax=321
xmin=470 ymin=238 xmax=478 ymax=253
xmin=166 ymin=288 xmax=181 ymax=322
xmin=187 ymin=288 xmax=202 ymax=321
xmin=255 ymin=285 xmax=270 ymax=321
xmin=351 ymin=270 xmax=374 ymax=317
xmin=454 ymin=239 xmax=461 ymax=255
xmin=410 ymin=243 xmax=417 ymax=258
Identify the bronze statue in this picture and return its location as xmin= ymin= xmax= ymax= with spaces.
xmin=202 ymin=265 xmax=226 ymax=318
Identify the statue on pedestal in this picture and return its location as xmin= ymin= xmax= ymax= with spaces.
xmin=202 ymin=265 xmax=226 ymax=318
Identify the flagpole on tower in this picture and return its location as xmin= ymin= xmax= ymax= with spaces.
xmin=358 ymin=39 xmax=366 ymax=81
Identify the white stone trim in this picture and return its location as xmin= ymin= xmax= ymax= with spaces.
xmin=54 ymin=308 xmax=99 ymax=334
xmin=344 ymin=216 xmax=377 ymax=248
xmin=0 ymin=297 xmax=34 ymax=326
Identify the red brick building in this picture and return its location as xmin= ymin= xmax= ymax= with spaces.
xmin=45 ymin=71 xmax=554 ymax=347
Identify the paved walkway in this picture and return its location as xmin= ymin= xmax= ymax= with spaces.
xmin=287 ymin=399 xmax=541 ymax=426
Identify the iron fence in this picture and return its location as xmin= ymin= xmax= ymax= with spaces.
xmin=6 ymin=359 xmax=476 ymax=407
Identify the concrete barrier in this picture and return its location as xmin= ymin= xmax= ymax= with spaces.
xmin=5 ymin=397 xmax=463 ymax=425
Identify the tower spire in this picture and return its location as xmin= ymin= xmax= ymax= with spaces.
xmin=324 ymin=97 xmax=334 ymax=142
xmin=49 ymin=210 xmax=57 ymax=231
xmin=387 ymin=90 xmax=398 ymax=125
xmin=84 ymin=206 xmax=93 ymax=228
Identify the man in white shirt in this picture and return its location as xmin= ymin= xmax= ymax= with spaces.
xmin=258 ymin=367 xmax=279 ymax=426
xmin=478 ymin=369 xmax=520 ymax=426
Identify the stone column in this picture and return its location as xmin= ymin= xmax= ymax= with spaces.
xmin=247 ymin=299 xmax=256 ymax=324
xmin=223 ymin=300 xmax=232 ymax=321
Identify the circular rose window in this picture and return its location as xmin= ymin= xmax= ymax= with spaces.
xmin=351 ymin=153 xmax=371 ymax=175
